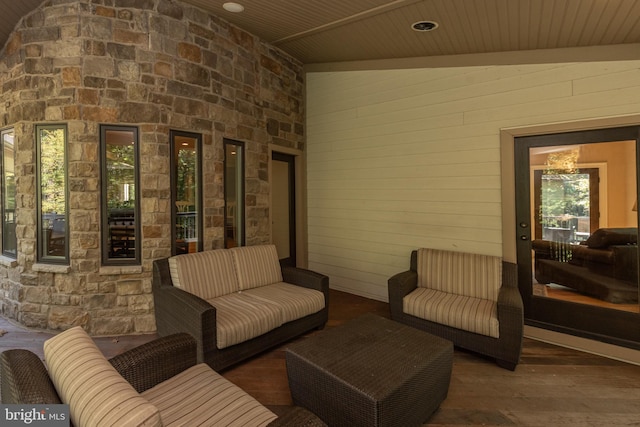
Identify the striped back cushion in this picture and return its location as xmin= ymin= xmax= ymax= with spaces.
xmin=168 ymin=249 xmax=239 ymax=299
xmin=43 ymin=327 xmax=161 ymax=427
xmin=231 ymin=245 xmax=283 ymax=290
xmin=416 ymin=248 xmax=502 ymax=301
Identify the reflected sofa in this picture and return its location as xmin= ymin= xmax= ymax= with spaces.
xmin=533 ymin=227 xmax=638 ymax=303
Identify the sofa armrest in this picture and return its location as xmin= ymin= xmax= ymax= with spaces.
xmin=387 ymin=270 xmax=418 ymax=319
xmin=281 ymin=267 xmax=328 ymax=293
xmin=0 ymin=349 xmax=62 ymax=404
xmin=153 ymin=285 xmax=217 ymax=364
xmin=152 ymin=258 xmax=218 ymax=365
xmin=611 ymin=244 xmax=638 ymax=282
xmin=109 ymin=333 xmax=197 ymax=393
xmin=267 ymin=406 xmax=327 ymax=426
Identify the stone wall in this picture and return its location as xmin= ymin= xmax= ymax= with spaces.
xmin=0 ymin=0 xmax=304 ymax=334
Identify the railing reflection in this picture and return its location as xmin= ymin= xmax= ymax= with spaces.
xmin=177 ymin=212 xmax=197 ymax=240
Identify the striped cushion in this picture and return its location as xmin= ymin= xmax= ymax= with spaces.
xmin=404 ymin=288 xmax=500 ymax=338
xmin=142 ymin=364 xmax=277 ymax=427
xmin=231 ymin=245 xmax=283 ymax=290
xmin=43 ymin=326 xmax=161 ymax=427
xmin=168 ymin=249 xmax=239 ymax=299
xmin=243 ymin=282 xmax=325 ymax=323
xmin=416 ymin=248 xmax=502 ymax=301
xmin=208 ymin=292 xmax=283 ymax=349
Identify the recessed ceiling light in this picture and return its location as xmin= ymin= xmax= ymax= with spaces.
xmin=411 ymin=21 xmax=439 ymax=32
xmin=223 ymin=2 xmax=245 ymax=13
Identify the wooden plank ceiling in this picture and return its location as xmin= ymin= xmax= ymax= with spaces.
xmin=1 ymin=0 xmax=639 ymax=64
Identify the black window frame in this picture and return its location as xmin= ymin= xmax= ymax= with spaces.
xmin=224 ymin=138 xmax=245 ymax=248
xmin=36 ymin=124 xmax=69 ymax=265
xmin=1 ymin=128 xmax=16 ymax=258
xmin=100 ymin=125 xmax=141 ymax=266
xmin=170 ymin=130 xmax=203 ymax=256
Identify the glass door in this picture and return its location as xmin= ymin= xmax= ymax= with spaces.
xmin=515 ymin=126 xmax=640 ymax=348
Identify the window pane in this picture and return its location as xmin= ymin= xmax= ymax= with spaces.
xmin=171 ymin=131 xmax=202 ymax=255
xmin=102 ymin=126 xmax=139 ymax=264
xmin=530 ymin=140 xmax=638 ymax=312
xmin=224 ymin=139 xmax=244 ymax=248
xmin=38 ymin=125 xmax=68 ymax=262
xmin=2 ymin=129 xmax=16 ymax=257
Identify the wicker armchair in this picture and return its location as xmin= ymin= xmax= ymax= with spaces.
xmin=0 ymin=333 xmax=326 ymax=426
xmin=388 ymin=249 xmax=523 ymax=370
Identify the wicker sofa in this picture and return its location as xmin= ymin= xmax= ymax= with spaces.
xmin=0 ymin=328 xmax=326 ymax=426
xmin=388 ymin=248 xmax=523 ymax=370
xmin=152 ymin=245 xmax=329 ymax=371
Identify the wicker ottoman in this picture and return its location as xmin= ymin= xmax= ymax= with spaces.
xmin=285 ymin=313 xmax=453 ymax=427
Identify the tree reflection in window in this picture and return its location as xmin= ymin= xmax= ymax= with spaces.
xmin=224 ymin=139 xmax=244 ymax=248
xmin=37 ymin=125 xmax=68 ymax=263
xmin=2 ymin=129 xmax=16 ymax=257
xmin=171 ymin=131 xmax=202 ymax=255
xmin=101 ymin=126 xmax=139 ymax=265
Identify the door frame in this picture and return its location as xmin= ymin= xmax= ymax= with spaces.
xmin=269 ymin=145 xmax=307 ymax=268
xmin=501 ymin=116 xmax=640 ymax=363
xmin=513 ymin=126 xmax=640 ymax=349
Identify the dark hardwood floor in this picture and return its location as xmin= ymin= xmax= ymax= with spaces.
xmin=1 ymin=290 xmax=640 ymax=426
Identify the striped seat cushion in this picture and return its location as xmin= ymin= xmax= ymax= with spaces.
xmin=142 ymin=363 xmax=277 ymax=427
xmin=243 ymin=282 xmax=325 ymax=323
xmin=168 ymin=249 xmax=239 ymax=299
xmin=416 ymin=248 xmax=502 ymax=301
xmin=43 ymin=326 xmax=161 ymax=427
xmin=208 ymin=292 xmax=283 ymax=349
xmin=404 ymin=288 xmax=500 ymax=338
xmin=231 ymin=245 xmax=283 ymax=290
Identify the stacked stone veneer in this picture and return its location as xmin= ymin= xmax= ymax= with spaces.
xmin=0 ymin=0 xmax=304 ymax=335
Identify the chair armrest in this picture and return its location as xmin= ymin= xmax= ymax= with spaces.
xmin=498 ymin=261 xmax=523 ymax=311
xmin=388 ymin=270 xmax=418 ymax=298
xmin=497 ymin=262 xmax=523 ymax=340
xmin=267 ymin=406 xmax=327 ymax=426
xmin=498 ymin=285 xmax=524 ymax=315
xmin=0 ymin=349 xmax=62 ymax=404
xmin=109 ymin=333 xmax=197 ymax=393
xmin=387 ymin=270 xmax=418 ymax=319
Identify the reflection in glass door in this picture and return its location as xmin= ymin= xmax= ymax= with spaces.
xmin=515 ymin=127 xmax=640 ymax=349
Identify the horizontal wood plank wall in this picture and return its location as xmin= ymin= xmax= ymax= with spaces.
xmin=305 ymin=60 xmax=640 ymax=301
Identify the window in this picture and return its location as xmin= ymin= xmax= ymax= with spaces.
xmin=101 ymin=126 xmax=140 ymax=265
xmin=532 ymin=166 xmax=601 ymax=243
xmin=171 ymin=130 xmax=202 ymax=255
xmin=224 ymin=139 xmax=244 ymax=248
xmin=37 ymin=124 xmax=68 ymax=263
xmin=2 ymin=129 xmax=16 ymax=258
